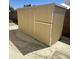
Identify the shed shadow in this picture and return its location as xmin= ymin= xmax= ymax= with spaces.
xmin=9 ymin=29 xmax=48 ymax=55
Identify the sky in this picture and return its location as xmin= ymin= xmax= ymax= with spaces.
xmin=10 ymin=0 xmax=64 ymax=9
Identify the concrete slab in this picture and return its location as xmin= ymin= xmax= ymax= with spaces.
xmin=9 ymin=23 xmax=18 ymax=30
xmin=10 ymin=40 xmax=69 ymax=59
xmin=9 ymin=24 xmax=70 ymax=59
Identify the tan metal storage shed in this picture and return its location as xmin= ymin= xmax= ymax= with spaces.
xmin=17 ymin=4 xmax=66 ymax=46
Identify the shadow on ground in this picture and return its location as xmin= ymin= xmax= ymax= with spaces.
xmin=9 ymin=29 xmax=48 ymax=55
xmin=60 ymin=36 xmax=70 ymax=45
